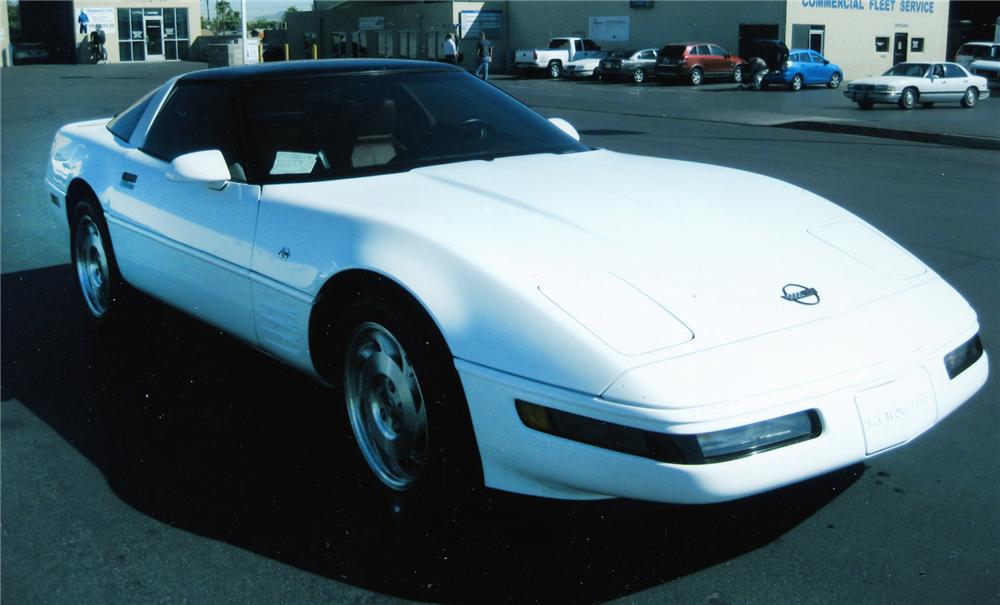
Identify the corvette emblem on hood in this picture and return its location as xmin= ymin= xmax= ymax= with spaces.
xmin=781 ymin=284 xmax=820 ymax=305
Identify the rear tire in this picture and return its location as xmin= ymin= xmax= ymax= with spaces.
xmin=960 ymin=87 xmax=978 ymax=108
xmin=548 ymin=60 xmax=562 ymax=79
xmin=689 ymin=67 xmax=703 ymax=86
xmin=790 ymin=74 xmax=803 ymax=91
xmin=632 ymin=68 xmax=645 ymax=84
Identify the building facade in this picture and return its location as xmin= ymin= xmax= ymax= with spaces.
xmin=288 ymin=0 xmax=952 ymax=79
xmin=74 ymin=0 xmax=201 ymax=64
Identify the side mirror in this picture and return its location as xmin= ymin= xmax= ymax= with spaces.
xmin=166 ymin=149 xmax=231 ymax=189
xmin=548 ymin=117 xmax=580 ymax=141
xmin=724 ymin=53 xmax=731 ymax=59
xmin=823 ymin=59 xmax=829 ymax=65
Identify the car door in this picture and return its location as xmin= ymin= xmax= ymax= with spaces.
xmin=638 ymin=49 xmax=657 ymax=73
xmin=922 ymin=63 xmax=948 ymax=101
xmin=107 ymin=80 xmax=261 ymax=343
xmin=943 ymin=63 xmax=972 ymax=100
xmin=809 ymin=52 xmax=826 ymax=84
xmin=708 ymin=44 xmax=728 ymax=76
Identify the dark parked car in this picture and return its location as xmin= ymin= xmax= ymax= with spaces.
xmin=597 ymin=48 xmax=658 ymax=83
xmin=12 ymin=41 xmax=51 ymax=65
xmin=655 ymin=42 xmax=746 ymax=85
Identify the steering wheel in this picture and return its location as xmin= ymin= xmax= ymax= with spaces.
xmin=450 ymin=118 xmax=496 ymax=139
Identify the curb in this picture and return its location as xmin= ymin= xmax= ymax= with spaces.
xmin=775 ymin=120 xmax=1000 ymax=151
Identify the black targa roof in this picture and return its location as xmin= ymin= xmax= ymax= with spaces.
xmin=180 ymin=59 xmax=460 ymax=83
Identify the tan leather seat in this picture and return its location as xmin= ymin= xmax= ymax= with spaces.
xmin=351 ymin=99 xmax=399 ymax=168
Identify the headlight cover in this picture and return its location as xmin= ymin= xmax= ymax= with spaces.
xmin=539 ymin=273 xmax=693 ymax=355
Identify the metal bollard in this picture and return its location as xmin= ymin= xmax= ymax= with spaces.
xmin=312 ymin=44 xmax=318 ymax=60
xmin=284 ymin=43 xmax=289 ymax=61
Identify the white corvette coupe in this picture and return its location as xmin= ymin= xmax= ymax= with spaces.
xmin=844 ymin=61 xmax=990 ymax=109
xmin=47 ymin=60 xmax=987 ymax=509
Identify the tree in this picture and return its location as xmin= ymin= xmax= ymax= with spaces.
xmin=205 ymin=0 xmax=240 ymax=35
xmin=282 ymin=6 xmax=299 ymax=24
xmin=248 ymin=17 xmax=277 ymax=31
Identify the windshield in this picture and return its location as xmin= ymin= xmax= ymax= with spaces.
xmin=242 ymin=71 xmax=587 ymax=184
xmin=882 ymin=63 xmax=930 ymax=77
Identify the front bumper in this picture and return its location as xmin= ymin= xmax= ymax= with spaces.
xmin=844 ymin=89 xmax=901 ymax=103
xmin=457 ymin=281 xmax=987 ymax=504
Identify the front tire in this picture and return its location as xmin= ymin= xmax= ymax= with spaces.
xmin=827 ymin=72 xmax=841 ymax=89
xmin=961 ymin=87 xmax=978 ymax=108
xmin=632 ymin=68 xmax=646 ymax=84
xmin=733 ymin=65 xmax=743 ymax=83
xmin=898 ymin=87 xmax=917 ymax=109
xmin=334 ymin=287 xmax=481 ymax=516
xmin=689 ymin=67 xmax=703 ymax=86
xmin=70 ymin=199 xmax=128 ymax=323
xmin=790 ymin=74 xmax=803 ymax=91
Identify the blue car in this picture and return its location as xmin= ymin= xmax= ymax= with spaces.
xmin=765 ymin=48 xmax=843 ymax=91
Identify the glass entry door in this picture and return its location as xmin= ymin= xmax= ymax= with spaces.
xmin=144 ymin=16 xmax=164 ymax=61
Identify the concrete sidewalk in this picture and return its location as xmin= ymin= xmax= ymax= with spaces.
xmin=492 ymin=74 xmax=1000 ymax=150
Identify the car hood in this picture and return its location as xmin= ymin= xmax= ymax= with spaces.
xmin=849 ymin=75 xmax=924 ymax=86
xmin=266 ymin=149 xmax=936 ymax=392
xmin=418 ymin=149 xmax=927 ymax=339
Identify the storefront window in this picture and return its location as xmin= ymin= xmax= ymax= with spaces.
xmin=117 ymin=7 xmax=189 ymax=62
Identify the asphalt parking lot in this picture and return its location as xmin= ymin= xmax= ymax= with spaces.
xmin=2 ymin=61 xmax=998 ymax=604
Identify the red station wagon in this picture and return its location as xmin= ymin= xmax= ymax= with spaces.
xmin=655 ymin=42 xmax=746 ymax=85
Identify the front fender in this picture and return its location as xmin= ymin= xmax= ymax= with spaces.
xmin=251 ymin=186 xmax=629 ymax=395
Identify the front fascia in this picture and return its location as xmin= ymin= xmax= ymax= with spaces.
xmin=458 ymin=319 xmax=987 ymax=503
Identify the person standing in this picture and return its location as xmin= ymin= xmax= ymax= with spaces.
xmin=442 ymin=33 xmax=457 ymax=64
xmin=474 ymin=31 xmax=493 ymax=80
xmin=78 ymin=10 xmax=89 ymax=35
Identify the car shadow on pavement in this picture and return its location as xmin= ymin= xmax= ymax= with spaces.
xmin=2 ymin=265 xmax=863 ymax=604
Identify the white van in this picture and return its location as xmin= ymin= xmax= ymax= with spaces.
xmin=955 ymin=42 xmax=999 ymax=68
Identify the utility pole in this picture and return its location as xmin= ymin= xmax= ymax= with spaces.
xmin=241 ymin=0 xmax=247 ymax=62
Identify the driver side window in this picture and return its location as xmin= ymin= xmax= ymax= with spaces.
xmin=143 ymin=82 xmax=243 ymax=178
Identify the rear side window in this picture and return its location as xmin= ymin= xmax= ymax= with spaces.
xmin=106 ymin=88 xmax=156 ymax=142
xmin=549 ymin=39 xmax=569 ymax=50
xmin=639 ymin=50 xmax=656 ymax=60
xmin=944 ymin=64 xmax=965 ymax=78
xmin=142 ymin=82 xmax=241 ymax=168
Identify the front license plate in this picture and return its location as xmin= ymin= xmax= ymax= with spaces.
xmin=855 ymin=368 xmax=937 ymax=454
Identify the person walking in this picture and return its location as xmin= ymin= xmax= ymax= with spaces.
xmin=474 ymin=31 xmax=493 ymax=80
xmin=442 ymin=33 xmax=457 ymax=64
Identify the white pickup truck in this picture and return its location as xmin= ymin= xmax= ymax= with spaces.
xmin=513 ymin=37 xmax=603 ymax=78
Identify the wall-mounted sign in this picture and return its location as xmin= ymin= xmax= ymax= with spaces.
xmin=459 ymin=10 xmax=502 ymax=39
xmin=82 ymin=8 xmax=116 ymax=33
xmin=588 ymin=16 xmax=629 ymax=42
xmin=359 ymin=16 xmax=384 ymax=31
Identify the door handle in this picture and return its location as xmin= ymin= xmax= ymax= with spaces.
xmin=121 ymin=172 xmax=137 ymax=185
